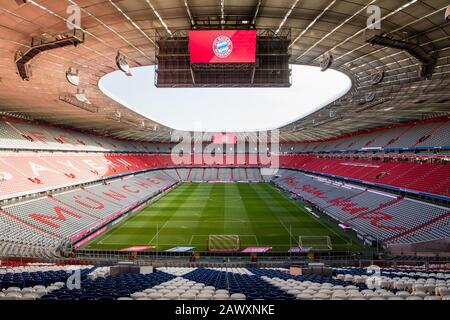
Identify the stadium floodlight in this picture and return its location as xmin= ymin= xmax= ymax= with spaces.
xmin=59 ymin=94 xmax=98 ymax=113
xmin=371 ymin=70 xmax=384 ymax=85
xmin=75 ymin=88 xmax=90 ymax=104
xmin=320 ymin=53 xmax=333 ymax=72
xmin=116 ymin=52 xmax=132 ymax=76
xmin=65 ymin=67 xmax=80 ymax=86
xmin=366 ymin=92 xmax=376 ymax=103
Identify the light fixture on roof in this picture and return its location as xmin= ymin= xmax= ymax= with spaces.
xmin=320 ymin=53 xmax=333 ymax=72
xmin=371 ymin=70 xmax=384 ymax=85
xmin=65 ymin=67 xmax=80 ymax=86
xmin=366 ymin=92 xmax=376 ymax=103
xmin=115 ymin=52 xmax=132 ymax=76
xmin=75 ymin=88 xmax=90 ymax=104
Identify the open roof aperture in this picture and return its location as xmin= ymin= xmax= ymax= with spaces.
xmin=99 ymin=65 xmax=351 ymax=132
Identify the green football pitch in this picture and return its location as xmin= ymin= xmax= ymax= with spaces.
xmin=85 ymin=183 xmax=362 ymax=252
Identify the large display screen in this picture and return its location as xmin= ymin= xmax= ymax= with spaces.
xmin=189 ymin=30 xmax=257 ymax=64
xmin=213 ymin=133 xmax=237 ymax=144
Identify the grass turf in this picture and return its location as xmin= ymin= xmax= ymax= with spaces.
xmin=85 ymin=183 xmax=362 ymax=252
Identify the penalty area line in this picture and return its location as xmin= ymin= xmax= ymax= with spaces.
xmin=147 ymin=220 xmax=170 ymax=245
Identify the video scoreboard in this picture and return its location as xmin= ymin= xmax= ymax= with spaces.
xmin=213 ymin=133 xmax=237 ymax=145
xmin=155 ymin=29 xmax=291 ymax=88
xmin=189 ymin=30 xmax=257 ymax=64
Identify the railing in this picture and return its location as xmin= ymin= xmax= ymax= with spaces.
xmin=2 ymin=252 xmax=449 ymax=270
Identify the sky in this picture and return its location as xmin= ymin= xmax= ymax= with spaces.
xmin=99 ymin=65 xmax=351 ymax=132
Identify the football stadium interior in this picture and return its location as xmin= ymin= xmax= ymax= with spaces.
xmin=0 ymin=0 xmax=450 ymax=302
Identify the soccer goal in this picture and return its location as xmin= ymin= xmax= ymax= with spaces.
xmin=207 ymin=235 xmax=241 ymax=252
xmin=298 ymin=236 xmax=332 ymax=251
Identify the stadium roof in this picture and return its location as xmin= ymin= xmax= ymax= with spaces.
xmin=0 ymin=0 xmax=449 ymax=142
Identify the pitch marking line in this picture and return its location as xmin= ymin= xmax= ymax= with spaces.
xmin=311 ymin=214 xmax=350 ymax=245
xmin=137 ymin=219 xmax=275 ymax=223
xmin=147 ymin=220 xmax=170 ymax=245
xmin=92 ymin=242 xmax=291 ymax=247
xmin=98 ymin=232 xmax=115 ymax=245
xmin=98 ymin=242 xmax=211 ymax=246
xmin=278 ymin=219 xmax=300 ymax=246
xmin=272 ymin=185 xmax=351 ymax=247
xmin=290 ymin=202 xmax=351 ymax=246
xmin=190 ymin=234 xmax=259 ymax=246
xmin=253 ymin=234 xmax=260 ymax=246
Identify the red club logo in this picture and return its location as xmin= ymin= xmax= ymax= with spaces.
xmin=212 ymin=35 xmax=233 ymax=59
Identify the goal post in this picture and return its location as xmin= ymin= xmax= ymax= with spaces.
xmin=298 ymin=236 xmax=332 ymax=251
xmin=207 ymin=235 xmax=241 ymax=252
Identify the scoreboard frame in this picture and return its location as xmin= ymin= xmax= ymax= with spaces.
xmin=154 ymin=28 xmax=292 ymax=88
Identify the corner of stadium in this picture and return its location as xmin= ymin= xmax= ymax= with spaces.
xmin=0 ymin=0 xmax=449 ymax=312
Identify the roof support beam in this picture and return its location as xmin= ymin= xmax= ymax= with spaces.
xmin=251 ymin=0 xmax=262 ymax=26
xmin=289 ymin=0 xmax=337 ymax=49
xmin=107 ymin=0 xmax=157 ymax=48
xmin=183 ymin=0 xmax=195 ymax=26
xmin=329 ymin=0 xmax=419 ymax=64
xmin=344 ymin=7 xmax=449 ymax=69
xmin=220 ymin=0 xmax=225 ymax=24
xmin=69 ymin=0 xmax=153 ymax=62
xmin=26 ymin=0 xmax=118 ymax=64
xmin=294 ymin=0 xmax=375 ymax=61
xmin=276 ymin=0 xmax=301 ymax=34
xmin=145 ymin=0 xmax=172 ymax=36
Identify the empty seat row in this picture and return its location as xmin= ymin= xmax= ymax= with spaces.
xmin=0 ymin=119 xmax=173 ymax=153
xmin=3 ymin=264 xmax=449 ymax=301
xmin=280 ymin=118 xmax=450 ymax=153
xmin=273 ymin=170 xmax=450 ymax=245
xmin=0 ymin=171 xmax=177 ymax=257
xmin=279 ymin=154 xmax=450 ymax=198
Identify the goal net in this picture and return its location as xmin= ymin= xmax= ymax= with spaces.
xmin=207 ymin=235 xmax=241 ymax=252
xmin=298 ymin=236 xmax=332 ymax=251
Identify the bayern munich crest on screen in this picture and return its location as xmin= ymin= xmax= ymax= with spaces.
xmin=212 ymin=35 xmax=233 ymax=59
